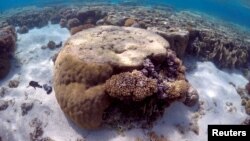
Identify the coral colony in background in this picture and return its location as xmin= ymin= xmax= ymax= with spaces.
xmin=0 ymin=3 xmax=250 ymax=141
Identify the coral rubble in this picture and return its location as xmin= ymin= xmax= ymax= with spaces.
xmin=148 ymin=28 xmax=190 ymax=58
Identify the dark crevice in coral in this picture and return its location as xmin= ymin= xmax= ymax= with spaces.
xmin=102 ymin=95 xmax=167 ymax=129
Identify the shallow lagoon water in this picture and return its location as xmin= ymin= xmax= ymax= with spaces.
xmin=1 ymin=0 xmax=250 ymax=28
xmin=0 ymin=1 xmax=250 ymax=141
xmin=0 ymin=24 xmax=248 ymax=141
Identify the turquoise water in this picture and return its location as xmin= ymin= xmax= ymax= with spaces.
xmin=1 ymin=0 xmax=250 ymax=28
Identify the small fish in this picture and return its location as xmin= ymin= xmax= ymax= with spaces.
xmin=43 ymin=84 xmax=52 ymax=95
xmin=27 ymin=81 xmax=42 ymax=89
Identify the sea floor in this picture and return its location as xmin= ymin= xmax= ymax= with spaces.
xmin=0 ymin=4 xmax=250 ymax=141
xmin=0 ymin=23 xmax=248 ymax=141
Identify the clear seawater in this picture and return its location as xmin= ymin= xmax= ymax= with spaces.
xmin=1 ymin=0 xmax=250 ymax=28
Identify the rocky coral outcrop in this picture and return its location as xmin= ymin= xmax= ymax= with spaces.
xmin=67 ymin=18 xmax=81 ymax=29
xmin=17 ymin=26 xmax=29 ymax=34
xmin=124 ymin=18 xmax=137 ymax=27
xmin=59 ymin=18 xmax=67 ymax=28
xmin=4 ymin=5 xmax=249 ymax=70
xmin=7 ymin=7 xmax=57 ymax=28
xmin=58 ymin=8 xmax=79 ymax=21
xmin=187 ymin=29 xmax=249 ymax=68
xmin=164 ymin=80 xmax=189 ymax=100
xmin=0 ymin=26 xmax=16 ymax=79
xmin=50 ymin=7 xmax=78 ymax=24
xmin=77 ymin=9 xmax=107 ymax=24
xmin=54 ymin=26 xmax=198 ymax=129
xmin=184 ymin=86 xmax=199 ymax=107
xmin=70 ymin=24 xmax=95 ymax=35
xmin=236 ymin=86 xmax=250 ymax=115
xmin=149 ymin=28 xmax=190 ymax=58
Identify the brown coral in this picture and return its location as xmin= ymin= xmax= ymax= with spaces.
xmin=54 ymin=26 xmax=197 ymax=129
xmin=70 ymin=24 xmax=95 ymax=35
xmin=245 ymin=100 xmax=250 ymax=115
xmin=105 ymin=70 xmax=157 ymax=101
xmin=0 ymin=26 xmax=16 ymax=79
xmin=183 ymin=86 xmax=199 ymax=106
xmin=0 ymin=26 xmax=16 ymax=54
xmin=67 ymin=18 xmax=80 ymax=29
xmin=164 ymin=80 xmax=190 ymax=100
xmin=124 ymin=18 xmax=137 ymax=27
xmin=54 ymin=54 xmax=113 ymax=129
xmin=187 ymin=29 xmax=248 ymax=68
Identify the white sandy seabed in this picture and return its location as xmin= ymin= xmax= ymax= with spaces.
xmin=0 ymin=24 xmax=249 ymax=141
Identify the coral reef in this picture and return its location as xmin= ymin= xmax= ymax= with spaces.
xmin=164 ymin=80 xmax=189 ymax=100
xmin=5 ymin=7 xmax=106 ymax=38
xmin=67 ymin=18 xmax=81 ymax=29
xmin=54 ymin=26 xmax=197 ymax=129
xmin=54 ymin=54 xmax=113 ymax=129
xmin=17 ymin=26 xmax=29 ymax=34
xmin=82 ymin=5 xmax=249 ymax=69
xmin=70 ymin=24 xmax=95 ymax=35
xmin=147 ymin=131 xmax=168 ymax=141
xmin=0 ymin=26 xmax=16 ymax=79
xmin=242 ymin=117 xmax=250 ymax=125
xmin=124 ymin=18 xmax=137 ymax=27
xmin=244 ymin=100 xmax=250 ymax=115
xmin=236 ymin=87 xmax=250 ymax=115
xmin=3 ymin=4 xmax=249 ymax=69
xmin=149 ymin=28 xmax=190 ymax=58
xmin=103 ymin=57 xmax=192 ymax=129
xmin=184 ymin=86 xmax=199 ymax=107
xmin=105 ymin=70 xmax=158 ymax=101
xmin=77 ymin=9 xmax=107 ymax=24
xmin=187 ymin=29 xmax=248 ymax=68
xmin=7 ymin=7 xmax=57 ymax=28
xmin=59 ymin=18 xmax=67 ymax=28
